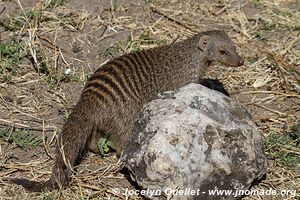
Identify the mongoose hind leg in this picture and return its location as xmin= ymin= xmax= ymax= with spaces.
xmin=87 ymin=129 xmax=101 ymax=154
xmin=87 ymin=120 xmax=130 ymax=156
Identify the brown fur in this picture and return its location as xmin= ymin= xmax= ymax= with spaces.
xmin=10 ymin=30 xmax=244 ymax=192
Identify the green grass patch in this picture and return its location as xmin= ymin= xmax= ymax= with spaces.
xmin=0 ymin=127 xmax=42 ymax=150
xmin=98 ymin=138 xmax=117 ymax=157
xmin=272 ymin=7 xmax=292 ymax=17
xmin=69 ymin=69 xmax=88 ymax=84
xmin=0 ymin=39 xmax=50 ymax=80
xmin=0 ymin=40 xmax=23 ymax=74
xmin=291 ymin=121 xmax=300 ymax=139
xmin=252 ymin=0 xmax=264 ymax=7
xmin=257 ymin=21 xmax=300 ymax=32
xmin=0 ymin=17 xmax=23 ymax=31
xmin=0 ymin=10 xmax=41 ymax=31
xmin=49 ymin=0 xmax=66 ymax=7
xmin=44 ymin=68 xmax=88 ymax=88
xmin=103 ymin=45 xmax=123 ymax=59
xmin=33 ymin=47 xmax=51 ymax=75
xmin=254 ymin=30 xmax=266 ymax=40
xmin=264 ymin=121 xmax=300 ymax=168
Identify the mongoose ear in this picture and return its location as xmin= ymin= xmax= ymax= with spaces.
xmin=199 ymin=35 xmax=211 ymax=51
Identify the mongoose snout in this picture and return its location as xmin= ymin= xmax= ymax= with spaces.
xmin=227 ymin=53 xmax=244 ymax=67
xmin=238 ymin=57 xmax=244 ymax=66
xmin=229 ymin=52 xmax=244 ymax=67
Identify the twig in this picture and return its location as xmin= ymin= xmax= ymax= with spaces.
xmin=38 ymin=35 xmax=66 ymax=52
xmin=97 ymin=27 xmax=142 ymax=43
xmin=150 ymin=5 xmax=197 ymax=33
xmin=263 ymin=51 xmax=291 ymax=91
xmin=215 ymin=0 xmax=234 ymax=15
xmin=0 ymin=169 xmax=19 ymax=177
xmin=59 ymin=48 xmax=70 ymax=67
xmin=42 ymin=120 xmax=54 ymax=160
xmin=241 ymin=91 xmax=300 ymax=99
xmin=79 ymin=183 xmax=103 ymax=191
xmin=253 ymin=103 xmax=286 ymax=117
xmin=280 ymin=35 xmax=300 ymax=55
xmin=15 ymin=0 xmax=40 ymax=73
xmin=46 ymin=89 xmax=68 ymax=105
xmin=0 ymin=119 xmax=55 ymax=132
xmin=0 ymin=6 xmax=5 ymax=15
xmin=280 ymin=147 xmax=300 ymax=156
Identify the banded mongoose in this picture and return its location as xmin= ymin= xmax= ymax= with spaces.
xmin=11 ymin=30 xmax=244 ymax=192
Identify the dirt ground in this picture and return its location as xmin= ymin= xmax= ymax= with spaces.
xmin=0 ymin=0 xmax=299 ymax=199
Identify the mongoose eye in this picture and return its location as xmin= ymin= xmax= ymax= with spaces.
xmin=219 ymin=50 xmax=227 ymax=55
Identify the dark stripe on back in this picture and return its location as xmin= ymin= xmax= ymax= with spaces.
xmin=85 ymin=80 xmax=118 ymax=102
xmin=110 ymin=59 xmax=142 ymax=100
xmin=89 ymin=69 xmax=128 ymax=102
xmin=131 ymin=51 xmax=150 ymax=82
xmin=81 ymin=87 xmax=110 ymax=104
xmin=140 ymin=50 xmax=154 ymax=77
xmin=139 ymin=50 xmax=157 ymax=93
xmin=96 ymin=61 xmax=141 ymax=101
xmin=118 ymin=55 xmax=143 ymax=96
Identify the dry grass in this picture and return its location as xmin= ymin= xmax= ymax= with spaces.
xmin=0 ymin=0 xmax=299 ymax=199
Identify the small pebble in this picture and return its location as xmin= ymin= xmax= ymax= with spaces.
xmin=64 ymin=68 xmax=72 ymax=76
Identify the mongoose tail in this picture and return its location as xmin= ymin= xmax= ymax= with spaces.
xmin=11 ymin=96 xmax=96 ymax=192
xmin=10 ymin=30 xmax=244 ymax=192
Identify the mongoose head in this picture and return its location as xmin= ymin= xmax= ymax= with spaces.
xmin=199 ymin=30 xmax=244 ymax=67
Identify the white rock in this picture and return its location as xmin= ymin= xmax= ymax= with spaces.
xmin=64 ymin=68 xmax=72 ymax=76
xmin=122 ymin=83 xmax=267 ymax=200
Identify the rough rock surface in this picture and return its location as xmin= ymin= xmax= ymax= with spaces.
xmin=122 ymin=83 xmax=267 ymax=200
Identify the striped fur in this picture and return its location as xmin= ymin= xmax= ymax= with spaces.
xmin=11 ymin=30 xmax=244 ymax=192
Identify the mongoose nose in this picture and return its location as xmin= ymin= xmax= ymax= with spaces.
xmin=238 ymin=58 xmax=244 ymax=66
